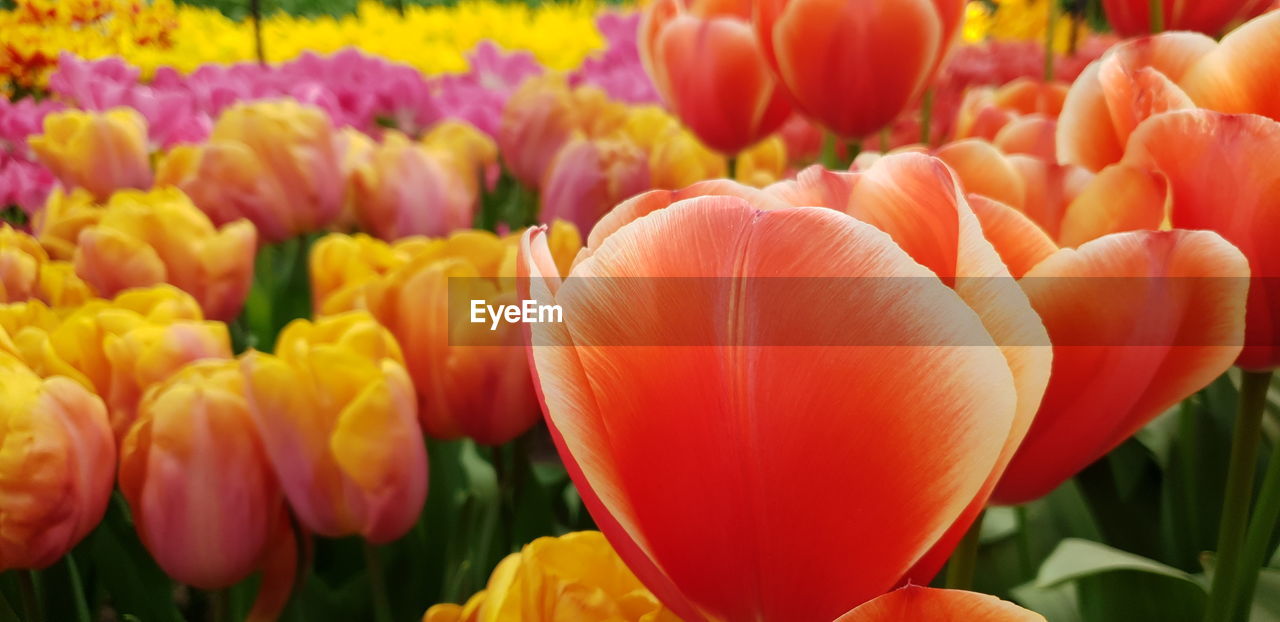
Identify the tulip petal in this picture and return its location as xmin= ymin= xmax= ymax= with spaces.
xmin=835 ymin=586 xmax=1045 ymax=621
xmin=967 ymin=195 xmax=1057 ymax=279
xmin=933 ymin=139 xmax=1026 ymax=210
xmin=994 ymin=230 xmax=1248 ymax=503
xmin=993 ymin=116 xmax=1058 ymax=161
xmin=1122 ymin=110 xmax=1280 ymax=369
xmin=527 ymin=198 xmax=1019 ymax=621
xmin=1181 ymin=10 xmax=1280 ymax=122
xmin=1057 ymin=163 xmax=1168 ymax=248
xmin=763 ymin=164 xmax=860 ymax=210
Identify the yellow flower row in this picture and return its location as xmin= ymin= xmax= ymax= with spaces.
xmin=1 ymin=0 xmax=610 ymax=91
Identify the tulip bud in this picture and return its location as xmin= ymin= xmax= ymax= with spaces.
xmin=540 ymin=135 xmax=651 ymax=236
xmin=240 ymin=312 xmax=427 ymax=543
xmin=119 ymin=359 xmax=284 ymax=588
xmin=73 ymin=188 xmax=256 ymax=321
xmin=1102 ymin=0 xmax=1270 ymax=36
xmin=352 ymin=132 xmax=478 ymax=240
xmin=28 ymin=107 xmax=153 ymax=201
xmin=156 ymin=100 xmax=345 ymax=243
xmin=0 ymin=353 xmax=115 ymax=570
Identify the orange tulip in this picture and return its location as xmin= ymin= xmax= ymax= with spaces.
xmin=314 ymin=226 xmax=581 ymax=445
xmin=1101 ymin=0 xmax=1270 ymax=37
xmin=0 ymin=352 xmax=115 ymax=571
xmin=32 ymin=188 xmax=103 ymax=261
xmin=540 ymin=135 xmax=652 ymax=236
xmin=834 ymin=586 xmax=1045 ymax=621
xmin=240 ymin=312 xmax=427 ymax=542
xmin=119 ymin=359 xmax=284 ymax=588
xmin=954 ymin=78 xmax=1069 ymax=142
xmin=27 ymin=108 xmax=153 ymax=202
xmin=1 ymin=224 xmax=97 ymax=307
xmin=498 ymin=76 xmax=629 ymax=189
xmin=1056 ymin=32 xmax=1213 ymax=172
xmin=351 ymin=131 xmax=478 ymax=240
xmin=72 ymin=188 xmax=256 ymax=321
xmin=1120 ymin=109 xmax=1280 ymax=370
xmin=639 ymin=0 xmax=792 ymax=153
xmin=520 ymin=154 xmax=1051 ymax=621
xmin=155 ymin=100 xmax=345 ymax=243
xmin=754 ymin=0 xmax=965 ymax=138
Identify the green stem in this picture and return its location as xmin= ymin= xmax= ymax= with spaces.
xmin=919 ymin=89 xmax=934 ymax=146
xmin=820 ymin=131 xmax=840 ymax=170
xmin=18 ymin=570 xmax=42 ymax=622
xmin=210 ymin=588 xmax=229 ymax=622
xmin=1148 ymin=0 xmax=1165 ymax=33
xmin=64 ymin=554 xmax=90 ymax=622
xmin=1044 ymin=0 xmax=1059 ymax=81
xmin=1228 ymin=415 xmax=1280 ymax=620
xmin=250 ymin=0 xmax=265 ymax=64
xmin=945 ymin=510 xmax=986 ymax=591
xmin=1204 ymin=370 xmax=1273 ymax=622
xmin=878 ymin=127 xmax=890 ymax=153
xmin=726 ymin=156 xmax=738 ymax=181
xmin=1016 ymin=505 xmax=1035 ymax=577
xmin=362 ymin=542 xmax=393 ymax=622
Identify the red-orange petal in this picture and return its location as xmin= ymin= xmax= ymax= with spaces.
xmin=933 ymin=139 xmax=1027 ymax=210
xmin=835 ymin=586 xmax=1045 ymax=621
xmin=967 ymin=195 xmax=1057 ymax=279
xmin=1122 ymin=110 xmax=1280 ymax=369
xmin=994 ymin=229 xmax=1248 ymax=503
xmin=993 ymin=115 xmax=1059 ymax=161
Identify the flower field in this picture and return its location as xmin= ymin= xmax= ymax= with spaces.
xmin=2 ymin=0 xmax=1280 ymax=621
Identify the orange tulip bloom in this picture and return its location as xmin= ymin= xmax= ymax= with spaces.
xmin=1 ymin=224 xmax=97 ymax=307
xmin=639 ymin=0 xmax=792 ymax=154
xmin=954 ymin=78 xmax=1069 ymax=142
xmin=0 ymin=353 xmax=115 ymax=571
xmin=1179 ymin=10 xmax=1280 ymax=122
xmin=755 ymin=0 xmax=965 ymax=139
xmin=72 ymin=188 xmax=256 ymax=321
xmin=520 ymin=154 xmax=1051 ymax=621
xmin=119 ymin=360 xmax=284 ymax=588
xmin=834 ymin=586 xmax=1044 ymax=621
xmin=1120 ymin=109 xmax=1280 ymax=370
xmin=240 ymin=312 xmax=427 ymax=543
xmin=155 ymin=100 xmax=345 ymax=243
xmin=1101 ymin=0 xmax=1270 ymax=36
xmin=1056 ymin=32 xmax=1213 ymax=172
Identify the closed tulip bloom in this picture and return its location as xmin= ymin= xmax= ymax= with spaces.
xmin=423 ymin=531 xmax=679 ymax=622
xmin=735 ymin=136 xmax=788 ymax=187
xmin=352 ymin=131 xmax=478 ymax=240
xmin=73 ymin=188 xmax=256 ymax=321
xmin=624 ymin=107 xmax=727 ymax=190
xmin=240 ymin=312 xmax=427 ymax=543
xmin=156 ymin=100 xmax=344 ymax=243
xmin=421 ymin=120 xmax=500 ymax=190
xmin=640 ymin=0 xmax=792 ymax=153
xmin=1178 ymin=10 xmax=1280 ymax=122
xmin=499 ymin=76 xmax=630 ymax=189
xmin=834 ymin=586 xmax=1045 ymax=621
xmin=755 ymin=0 xmax=965 ymax=138
xmin=0 ymin=353 xmax=115 ymax=571
xmin=119 ymin=359 xmax=283 ymax=588
xmin=0 ymin=224 xmax=46 ymax=303
xmin=541 ymin=135 xmax=652 ymax=236
xmin=28 ymin=107 xmax=153 ymax=201
xmin=32 ymin=188 xmax=103 ymax=261
xmin=1120 ymin=110 xmax=1280 ymax=370
xmin=520 ymin=154 xmax=1051 ymax=621
xmin=318 ymin=226 xmax=580 ymax=445
xmin=955 ymin=78 xmax=1069 ymax=142
xmin=1101 ymin=0 xmax=1270 ymax=36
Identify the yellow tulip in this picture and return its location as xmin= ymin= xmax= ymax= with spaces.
xmin=32 ymin=187 xmax=104 ymax=261
xmin=0 ymin=224 xmax=97 ymax=307
xmin=240 ymin=311 xmax=427 ymax=543
xmin=735 ymin=136 xmax=789 ymax=188
xmin=27 ymin=108 xmax=153 ymax=201
xmin=73 ymin=188 xmax=256 ymax=321
xmin=422 ymin=531 xmax=680 ymax=622
xmin=0 ymin=352 xmax=115 ymax=571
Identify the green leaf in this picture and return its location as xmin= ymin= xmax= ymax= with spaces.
xmin=87 ymin=495 xmax=184 ymax=622
xmin=1012 ymin=581 xmax=1083 ymax=622
xmin=1037 ymin=539 xmax=1206 ymax=622
xmin=1249 ymin=568 xmax=1280 ymax=622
